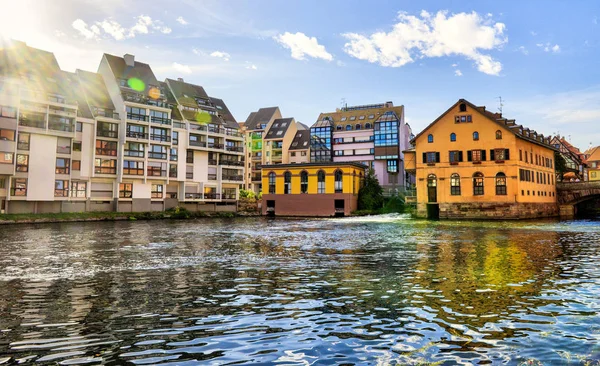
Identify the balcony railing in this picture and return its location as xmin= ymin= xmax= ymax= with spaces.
xmin=95 ymin=167 xmax=116 ymax=174
xmin=208 ymin=174 xmax=217 ymax=180
xmin=207 ymin=126 xmax=224 ymax=134
xmin=190 ymin=124 xmax=207 ymax=131
xmin=96 ymin=148 xmax=118 ymax=157
xmin=124 ymin=150 xmax=144 ymax=158
xmin=148 ymin=152 xmax=167 ymax=160
xmin=11 ymin=188 xmax=27 ymax=196
xmin=208 ymin=143 xmax=224 ymax=149
xmin=123 ymin=168 xmax=144 ymax=176
xmin=251 ymin=155 xmax=262 ymax=160
xmin=189 ymin=140 xmax=206 ymax=147
xmin=225 ymin=130 xmax=243 ymax=138
xmin=186 ymin=172 xmax=193 ymax=179
xmin=222 ymin=194 xmax=237 ymax=200
xmin=185 ymin=193 xmax=202 ymax=200
xmin=169 ymin=169 xmax=177 ymax=178
xmin=19 ymin=118 xmax=45 ymax=129
xmin=208 ymin=159 xmax=217 ymax=165
xmin=147 ymin=167 xmax=166 ymax=177
xmin=173 ymin=121 xmax=186 ymax=129
xmin=150 ymin=134 xmax=171 ymax=142
xmin=223 ymin=175 xmax=243 ymax=181
xmin=127 ymin=113 xmax=149 ymax=122
xmin=251 ymin=174 xmax=262 ymax=182
xmin=204 ymin=193 xmax=220 ymax=200
xmin=220 ymin=160 xmax=244 ymax=166
xmin=151 ymin=116 xmax=172 ymax=125
xmin=226 ymin=146 xmax=244 ymax=153
xmin=48 ymin=122 xmax=74 ymax=132
xmin=17 ymin=142 xmax=30 ymax=151
xmin=97 ymin=130 xmax=118 ymax=138
xmin=126 ymin=131 xmax=148 ymax=139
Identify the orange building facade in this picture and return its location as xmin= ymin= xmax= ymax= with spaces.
xmin=404 ymin=99 xmax=558 ymax=219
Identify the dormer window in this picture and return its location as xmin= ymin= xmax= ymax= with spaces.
xmin=341 ymin=117 xmax=347 ymax=122
xmin=336 ymin=125 xmax=342 ymax=131
xmin=459 ymin=103 xmax=467 ymax=112
xmin=368 ymin=114 xmax=375 ymax=119
xmin=346 ymin=125 xmax=352 ymax=131
xmin=359 ymin=116 xmax=365 ymax=120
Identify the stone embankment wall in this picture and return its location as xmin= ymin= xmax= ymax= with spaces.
xmin=238 ymin=198 xmax=259 ymax=214
xmin=417 ymin=202 xmax=558 ymax=219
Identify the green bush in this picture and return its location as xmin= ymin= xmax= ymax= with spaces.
xmin=358 ymin=168 xmax=384 ymax=211
xmin=168 ymin=206 xmax=191 ymax=219
xmin=239 ymin=189 xmax=256 ymax=199
xmin=380 ymin=195 xmax=406 ymax=214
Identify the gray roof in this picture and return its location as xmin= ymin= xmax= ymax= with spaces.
xmin=265 ymin=118 xmax=293 ymax=140
xmin=165 ymin=78 xmax=209 ymax=107
xmin=244 ymin=107 xmax=279 ymax=130
xmin=210 ymin=97 xmax=239 ymax=129
xmin=103 ymin=53 xmax=160 ymax=94
xmin=77 ymin=69 xmax=115 ymax=111
xmin=297 ymin=122 xmax=309 ymax=130
xmin=289 ymin=130 xmax=310 ymax=150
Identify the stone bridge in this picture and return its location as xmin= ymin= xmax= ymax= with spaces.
xmin=556 ymin=182 xmax=600 ymax=217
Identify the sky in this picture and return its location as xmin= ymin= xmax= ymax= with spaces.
xmin=1 ymin=0 xmax=599 ymax=150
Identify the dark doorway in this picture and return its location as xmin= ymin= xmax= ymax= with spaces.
xmin=427 ymin=203 xmax=440 ymax=220
xmin=266 ymin=200 xmax=275 ymax=216
xmin=427 ymin=174 xmax=437 ymax=203
xmin=334 ymin=199 xmax=345 ymax=217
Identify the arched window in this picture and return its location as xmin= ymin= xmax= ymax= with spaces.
xmin=496 ymin=130 xmax=502 ymax=140
xmin=365 ymin=123 xmax=372 ymax=129
xmin=284 ymin=171 xmax=292 ymax=194
xmin=427 ymin=134 xmax=434 ymax=143
xmin=336 ymin=125 xmax=342 ymax=131
xmin=450 ymin=133 xmax=456 ymax=142
xmin=427 ymin=174 xmax=437 ymax=187
xmin=300 ymin=171 xmax=308 ymax=193
xmin=317 ymin=170 xmax=326 ymax=193
xmin=345 ymin=124 xmax=352 ymax=131
xmin=459 ymin=103 xmax=467 ymax=112
xmin=495 ymin=172 xmax=507 ymax=195
xmin=268 ymin=172 xmax=276 ymax=194
xmin=473 ymin=131 xmax=479 ymax=141
xmin=355 ymin=124 xmax=361 ymax=130
xmin=473 ymin=172 xmax=484 ymax=195
xmin=334 ymin=170 xmax=343 ymax=193
xmin=450 ymin=173 xmax=461 ymax=195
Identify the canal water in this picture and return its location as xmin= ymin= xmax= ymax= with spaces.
xmin=0 ymin=215 xmax=599 ymax=365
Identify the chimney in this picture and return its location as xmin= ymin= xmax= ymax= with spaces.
xmin=177 ymin=78 xmax=184 ymax=82
xmin=385 ymin=101 xmax=393 ymax=107
xmin=124 ymin=54 xmax=135 ymax=67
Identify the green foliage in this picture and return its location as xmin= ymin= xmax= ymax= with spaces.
xmin=380 ymin=195 xmax=406 ymax=214
xmin=554 ymin=151 xmax=567 ymax=180
xmin=239 ymin=189 xmax=256 ymax=199
xmin=168 ymin=206 xmax=191 ymax=219
xmin=358 ymin=168 xmax=384 ymax=211
xmin=257 ymin=191 xmax=263 ymax=200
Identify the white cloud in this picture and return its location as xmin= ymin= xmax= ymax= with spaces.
xmin=552 ymin=44 xmax=560 ymax=53
xmin=72 ymin=15 xmax=172 ymax=41
xmin=451 ymin=63 xmax=458 ymax=67
xmin=530 ymin=31 xmax=538 ymax=36
xmin=246 ymin=64 xmax=258 ymax=70
xmin=176 ymin=16 xmax=188 ymax=25
xmin=518 ymin=46 xmax=529 ymax=55
xmin=274 ymin=32 xmax=333 ymax=61
xmin=537 ymin=42 xmax=560 ymax=53
xmin=594 ymin=16 xmax=598 ymax=25
xmin=172 ymin=62 xmax=192 ymax=74
xmin=454 ymin=69 xmax=463 ymax=76
xmin=336 ymin=60 xmax=346 ymax=67
xmin=342 ymin=10 xmax=507 ymax=75
xmin=210 ymin=51 xmax=231 ymax=61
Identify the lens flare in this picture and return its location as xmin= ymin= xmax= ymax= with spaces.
xmin=195 ymin=110 xmax=212 ymax=124
xmin=127 ymin=78 xmax=145 ymax=92
xmin=148 ymin=87 xmax=160 ymax=99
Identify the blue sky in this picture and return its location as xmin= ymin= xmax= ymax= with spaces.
xmin=2 ymin=0 xmax=600 ymax=149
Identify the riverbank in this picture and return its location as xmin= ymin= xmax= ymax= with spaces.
xmin=0 ymin=210 xmax=260 ymax=225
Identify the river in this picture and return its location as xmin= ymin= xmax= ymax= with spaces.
xmin=0 ymin=215 xmax=599 ymax=365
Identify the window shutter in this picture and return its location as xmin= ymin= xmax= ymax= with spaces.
xmin=422 ymin=152 xmax=427 ymax=163
xmin=481 ymin=150 xmax=486 ymax=161
xmin=435 ymin=152 xmax=440 ymax=163
xmin=505 ymin=149 xmax=510 ymax=160
xmin=467 ymin=150 xmax=472 ymax=162
xmin=489 ymin=149 xmax=495 ymax=161
xmin=458 ymin=151 xmax=463 ymax=162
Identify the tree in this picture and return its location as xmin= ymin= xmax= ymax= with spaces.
xmin=554 ymin=151 xmax=567 ymax=181
xmin=358 ymin=168 xmax=384 ymax=211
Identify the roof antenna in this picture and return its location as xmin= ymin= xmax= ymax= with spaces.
xmin=341 ymin=98 xmax=347 ymax=111
xmin=497 ymin=96 xmax=504 ymax=114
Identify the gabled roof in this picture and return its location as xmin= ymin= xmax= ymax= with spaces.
xmin=265 ymin=117 xmax=293 ymax=140
xmin=411 ymin=99 xmax=556 ymax=150
xmin=165 ymin=78 xmax=209 ymax=108
xmin=297 ymin=122 xmax=309 ymax=130
xmin=77 ymin=69 xmax=115 ymax=111
xmin=210 ymin=97 xmax=239 ymax=129
xmin=0 ymin=40 xmax=61 ymax=77
xmin=289 ymin=130 xmax=310 ymax=150
xmin=244 ymin=107 xmax=279 ymax=130
xmin=103 ymin=53 xmax=159 ymax=93
xmin=311 ymin=104 xmax=404 ymax=128
xmin=587 ymin=146 xmax=600 ymax=162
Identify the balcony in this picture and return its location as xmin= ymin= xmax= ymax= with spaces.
xmin=122 ymin=93 xmax=168 ymax=108
xmin=222 ymin=193 xmax=237 ymax=200
xmin=223 ymin=175 xmax=243 ymax=182
xmin=126 ymin=131 xmax=149 ymax=139
xmin=208 ymin=143 xmax=224 ymax=150
xmin=169 ymin=168 xmax=177 ymax=178
xmin=151 ymin=116 xmax=172 ymax=125
xmin=17 ymin=142 xmax=29 ymax=151
xmin=96 ymin=148 xmax=117 ymax=157
xmin=208 ymin=159 xmax=217 ymax=165
xmin=204 ymin=193 xmax=220 ymax=200
xmin=147 ymin=167 xmax=166 ymax=177
xmin=251 ymin=174 xmax=261 ymax=182
xmin=185 ymin=193 xmax=202 ymax=200
xmin=186 ymin=172 xmax=193 ymax=179
xmin=189 ymin=124 xmax=207 ymax=132
xmin=94 ymin=167 xmax=116 ymax=174
xmin=124 ymin=150 xmax=144 ymax=158
xmin=10 ymin=188 xmax=27 ymax=196
xmin=173 ymin=121 xmax=186 ymax=129
xmin=226 ymin=146 xmax=244 ymax=153
xmin=189 ymin=140 xmax=206 ymax=147
xmin=48 ymin=122 xmax=74 ymax=133
xmin=148 ymin=152 xmax=167 ymax=160
xmin=208 ymin=174 xmax=217 ymax=180
xmin=225 ymin=130 xmax=243 ymax=138
xmin=150 ymin=134 xmax=171 ymax=143
xmin=220 ymin=160 xmax=244 ymax=167
xmin=207 ymin=126 xmax=225 ymax=134
xmin=251 ymin=155 xmax=262 ymax=161
xmin=19 ymin=117 xmax=45 ymax=129
xmin=97 ymin=130 xmax=118 ymax=138
xmin=272 ymin=143 xmax=283 ymax=149
xmin=127 ymin=113 xmax=149 ymax=122
xmin=123 ymin=168 xmax=144 ymax=176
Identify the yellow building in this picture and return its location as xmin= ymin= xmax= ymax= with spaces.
xmin=585 ymin=146 xmax=600 ymax=181
xmin=404 ymin=99 xmax=558 ymax=219
xmin=261 ymin=162 xmax=365 ymax=216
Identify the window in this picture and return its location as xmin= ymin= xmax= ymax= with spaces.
xmin=123 ymin=160 xmax=144 ymax=175
xmin=124 ymin=142 xmax=144 ymax=157
xmin=449 ymin=151 xmax=463 ymax=163
xmin=346 ymin=124 xmax=352 ymax=131
xmin=450 ymin=133 xmax=456 ymax=142
xmin=57 ymin=137 xmax=71 ymax=154
xmin=94 ymin=159 xmax=116 ymax=174
xmin=150 ymin=127 xmax=169 ymax=142
xmin=268 ymin=172 xmax=276 ymax=194
xmin=427 ymin=134 xmax=434 ymax=143
xmin=387 ymin=160 xmax=398 ymax=173
xmin=336 ymin=125 xmax=342 ymax=131
xmin=496 ymin=173 xmax=507 ymax=195
xmin=119 ymin=183 xmax=133 ymax=198
xmin=17 ymin=133 xmax=30 ymax=150
xmin=54 ymin=180 xmax=69 ymax=197
xmin=70 ymin=181 xmax=86 ymax=198
xmin=424 ymin=152 xmax=440 ymax=164
xmin=170 ymin=148 xmax=178 ymax=161
xmin=147 ymin=162 xmax=166 ymax=177
xmin=350 ymin=116 xmax=356 ymax=121
xmin=0 ymin=106 xmax=16 ymax=118
xmin=459 ymin=103 xmax=467 ymax=112
xmin=368 ymin=114 xmax=375 ymax=119
xmin=172 ymin=131 xmax=179 ymax=145
xmin=291 ymin=152 xmax=296 ymax=157
xmin=473 ymin=172 xmax=484 ymax=196
xmin=151 ymin=184 xmax=163 ymax=198
xmin=473 ymin=131 xmax=479 ymax=141
xmin=301 ymin=151 xmax=307 ymax=156
xmin=0 ymin=129 xmax=15 ymax=141
xmin=491 ymin=148 xmax=509 ymax=162
xmin=97 ymin=122 xmax=118 ymax=138
xmin=283 ymin=171 xmax=292 ymax=194
xmin=72 ymin=160 xmax=81 ymax=171
xmin=11 ymin=178 xmax=27 ymax=196
xmin=496 ymin=130 xmax=502 ymax=140
xmin=126 ymin=106 xmax=147 ymax=121
xmin=56 ymin=158 xmax=70 ymax=174
xmin=0 ymin=152 xmax=13 ymax=164
xmin=365 ymin=123 xmax=372 ymax=129
xmin=341 ymin=117 xmax=347 ymax=122
xmin=16 ymin=154 xmax=28 ymax=172
xmin=76 ymin=122 xmax=83 ymax=132
xmin=355 ymin=124 xmax=361 ymax=130
xmin=359 ymin=116 xmax=365 ymax=120
xmin=72 ymin=141 xmax=82 ymax=152
xmin=450 ymin=173 xmax=461 ymax=195
xmin=301 ymin=171 xmax=308 ymax=193
xmin=334 ymin=170 xmax=343 ymax=193
xmin=169 ymin=164 xmax=177 ymax=178
xmin=96 ymin=140 xmax=117 ymax=156
xmin=468 ymin=150 xmax=485 ymax=162
xmin=317 ymin=170 xmax=326 ymax=193
xmin=519 ymin=150 xmax=523 ymax=161
xmin=149 ymin=145 xmax=167 ymax=160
